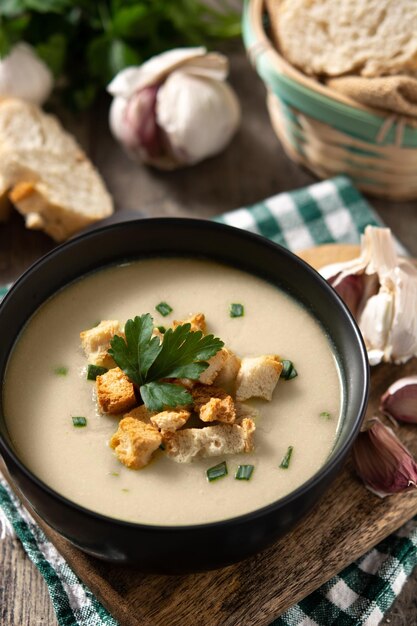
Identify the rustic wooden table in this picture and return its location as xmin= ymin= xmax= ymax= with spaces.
xmin=1 ymin=44 xmax=417 ymax=626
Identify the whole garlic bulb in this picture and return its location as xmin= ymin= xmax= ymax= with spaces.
xmin=108 ymin=47 xmax=240 ymax=169
xmin=320 ymin=226 xmax=417 ymax=365
xmin=0 ymin=43 xmax=53 ymax=105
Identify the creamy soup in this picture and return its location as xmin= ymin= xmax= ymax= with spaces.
xmin=3 ymin=258 xmax=342 ymax=525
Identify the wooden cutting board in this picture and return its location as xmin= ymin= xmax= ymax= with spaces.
xmin=3 ymin=244 xmax=417 ymax=626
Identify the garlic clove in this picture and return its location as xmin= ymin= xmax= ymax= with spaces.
xmin=155 ymin=69 xmax=240 ymax=165
xmin=0 ymin=43 xmax=53 ymax=105
xmin=352 ymin=417 xmax=417 ymax=497
xmin=359 ymin=287 xmax=394 ymax=354
xmin=380 ymin=376 xmax=417 ymax=423
xmin=385 ymin=265 xmax=417 ymax=364
xmin=328 ymin=273 xmax=364 ymax=317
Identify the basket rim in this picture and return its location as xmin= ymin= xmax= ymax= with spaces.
xmin=245 ymin=0 xmax=417 ymax=124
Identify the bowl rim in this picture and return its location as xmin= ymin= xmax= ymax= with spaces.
xmin=0 ymin=217 xmax=369 ymax=532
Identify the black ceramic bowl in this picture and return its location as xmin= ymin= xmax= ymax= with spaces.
xmin=0 ymin=218 xmax=369 ymax=573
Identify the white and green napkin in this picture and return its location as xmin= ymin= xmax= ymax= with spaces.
xmin=1 ymin=175 xmax=416 ymax=626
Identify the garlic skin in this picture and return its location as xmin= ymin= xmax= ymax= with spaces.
xmin=0 ymin=43 xmax=53 ymax=105
xmin=107 ymin=47 xmax=240 ymax=169
xmin=352 ymin=418 xmax=417 ymax=497
xmin=380 ymin=376 xmax=417 ymax=423
xmin=320 ymin=226 xmax=417 ymax=365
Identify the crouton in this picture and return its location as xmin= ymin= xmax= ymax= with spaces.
xmin=172 ymin=313 xmax=206 ymax=334
xmin=163 ymin=418 xmax=255 ymax=463
xmin=236 ymin=355 xmax=283 ymax=401
xmin=124 ymin=405 xmax=153 ymax=424
xmin=110 ymin=417 xmax=162 ymax=469
xmin=80 ymin=320 xmax=123 ymax=368
xmin=96 ymin=367 xmax=136 ymax=414
xmin=199 ymin=396 xmax=236 ymax=424
xmin=191 ymin=384 xmax=229 ymax=410
xmin=199 ymin=348 xmax=227 ymax=385
xmin=150 ymin=409 xmax=191 ymax=433
xmin=215 ymin=349 xmax=241 ymax=390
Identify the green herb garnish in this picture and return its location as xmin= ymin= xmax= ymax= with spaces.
xmin=207 ymin=461 xmax=228 ymax=482
xmin=121 ymin=488 xmax=129 ymax=493
xmin=155 ymin=302 xmax=172 ymax=317
xmin=235 ymin=465 xmax=254 ymax=481
xmin=281 ymin=360 xmax=298 ymax=380
xmin=72 ymin=416 xmax=87 ymax=428
xmin=87 ymin=364 xmax=108 ymax=380
xmin=320 ymin=411 xmax=332 ymax=419
xmin=109 ymin=314 xmax=223 ymax=412
xmin=157 ymin=326 xmax=166 ymax=334
xmin=279 ymin=446 xmax=294 ymax=469
xmin=109 ymin=472 xmax=119 ymax=477
xmin=230 ymin=303 xmax=244 ymax=318
xmin=54 ymin=366 xmax=68 ymax=376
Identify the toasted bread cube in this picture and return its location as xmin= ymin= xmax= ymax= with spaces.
xmin=124 ymin=405 xmax=154 ymax=424
xmin=110 ymin=417 xmax=162 ymax=469
xmin=96 ymin=367 xmax=136 ymax=414
xmin=199 ymin=396 xmax=236 ymax=424
xmin=215 ymin=349 xmax=241 ymax=390
xmin=199 ymin=348 xmax=227 ymax=385
xmin=192 ymin=384 xmax=229 ymax=410
xmin=151 ymin=409 xmax=191 ymax=433
xmin=164 ymin=418 xmax=255 ymax=463
xmin=80 ymin=320 xmax=123 ymax=368
xmin=172 ymin=313 xmax=206 ymax=334
xmin=236 ymin=356 xmax=283 ymax=401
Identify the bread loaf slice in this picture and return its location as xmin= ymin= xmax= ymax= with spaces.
xmin=269 ymin=0 xmax=417 ymax=78
xmin=0 ymin=98 xmax=113 ymax=239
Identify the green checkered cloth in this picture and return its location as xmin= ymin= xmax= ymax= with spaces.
xmin=1 ymin=175 xmax=415 ymax=626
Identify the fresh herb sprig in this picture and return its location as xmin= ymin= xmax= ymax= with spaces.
xmin=108 ymin=313 xmax=223 ymax=412
xmin=0 ymin=1 xmax=241 ymax=110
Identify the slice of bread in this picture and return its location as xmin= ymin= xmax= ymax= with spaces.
xmin=269 ymin=0 xmax=417 ymax=78
xmin=0 ymin=98 xmax=113 ymax=239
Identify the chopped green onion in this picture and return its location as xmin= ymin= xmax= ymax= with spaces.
xmin=279 ymin=446 xmax=294 ymax=469
xmin=230 ymin=303 xmax=244 ymax=318
xmin=157 ymin=325 xmax=166 ymax=334
xmin=72 ymin=416 xmax=87 ymax=428
xmin=281 ymin=360 xmax=298 ymax=380
xmin=54 ymin=366 xmax=68 ymax=376
xmin=320 ymin=411 xmax=332 ymax=419
xmin=207 ymin=461 xmax=228 ymax=482
xmin=235 ymin=464 xmax=254 ymax=480
xmin=87 ymin=364 xmax=108 ymax=380
xmin=155 ymin=302 xmax=173 ymax=316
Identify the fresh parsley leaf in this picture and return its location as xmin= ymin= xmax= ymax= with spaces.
xmin=108 ymin=314 xmax=161 ymax=386
xmin=140 ymin=381 xmax=192 ymax=413
xmin=72 ymin=416 xmax=87 ymax=427
xmin=147 ymin=323 xmax=224 ymax=380
xmin=108 ymin=313 xmax=224 ymax=411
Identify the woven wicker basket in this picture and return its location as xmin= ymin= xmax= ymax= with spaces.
xmin=243 ymin=0 xmax=417 ymax=200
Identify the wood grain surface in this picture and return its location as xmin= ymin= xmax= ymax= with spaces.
xmin=2 ymin=42 xmax=417 ymax=626
xmin=2 ymin=245 xmax=417 ymax=626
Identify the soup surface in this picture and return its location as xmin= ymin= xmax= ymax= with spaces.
xmin=4 ymin=258 xmax=342 ymax=525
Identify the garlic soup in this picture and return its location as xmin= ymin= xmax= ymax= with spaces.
xmin=4 ymin=258 xmax=342 ymax=526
